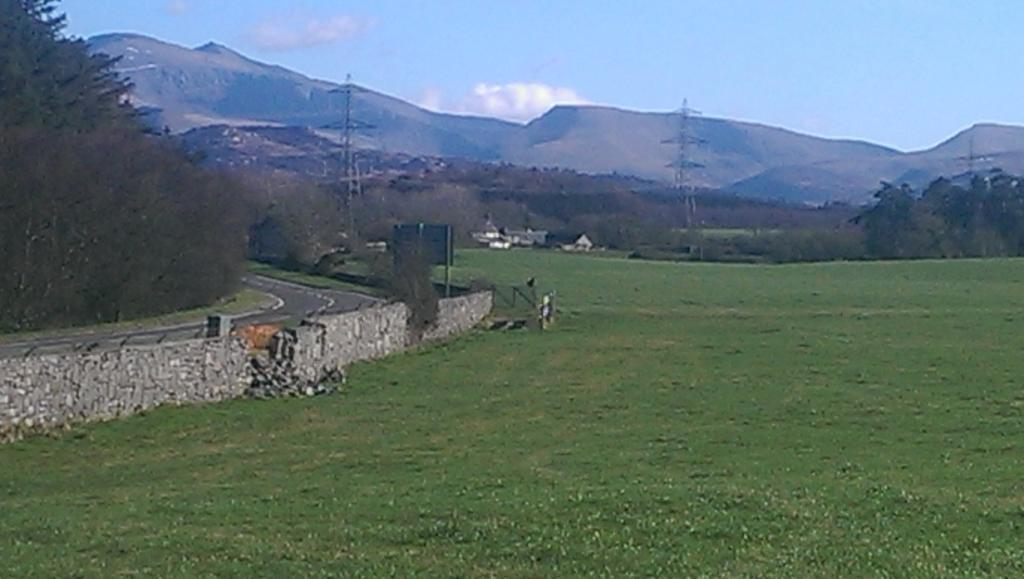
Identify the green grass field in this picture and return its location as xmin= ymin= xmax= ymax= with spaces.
xmin=687 ymin=227 xmax=779 ymax=238
xmin=3 ymin=250 xmax=1024 ymax=576
xmin=247 ymin=261 xmax=389 ymax=298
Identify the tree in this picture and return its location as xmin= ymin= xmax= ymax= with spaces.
xmin=244 ymin=174 xmax=349 ymax=268
xmin=0 ymin=0 xmax=134 ymax=131
xmin=858 ymin=182 xmax=920 ymax=258
xmin=0 ymin=128 xmax=248 ymax=331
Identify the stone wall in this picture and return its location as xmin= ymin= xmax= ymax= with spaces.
xmin=287 ymin=302 xmax=410 ymax=385
xmin=424 ymin=291 xmax=495 ymax=342
xmin=1 ymin=337 xmax=249 ymax=441
xmin=283 ymin=292 xmax=493 ymax=385
xmin=0 ymin=291 xmax=493 ymax=442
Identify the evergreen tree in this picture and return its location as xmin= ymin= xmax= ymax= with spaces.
xmin=0 ymin=0 xmax=248 ymax=332
xmin=0 ymin=0 xmax=133 ymax=130
xmin=858 ymin=182 xmax=916 ymax=258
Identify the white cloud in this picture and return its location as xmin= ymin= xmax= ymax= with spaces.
xmin=431 ymin=82 xmax=589 ymax=122
xmin=165 ymin=0 xmax=190 ymax=15
xmin=248 ymin=15 xmax=373 ymax=51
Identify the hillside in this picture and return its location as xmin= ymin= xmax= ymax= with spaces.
xmin=512 ymin=106 xmax=899 ymax=195
xmin=88 ymin=33 xmax=519 ymax=161
xmin=89 ymin=33 xmax=1024 ymax=204
xmin=179 ymin=125 xmax=450 ymax=177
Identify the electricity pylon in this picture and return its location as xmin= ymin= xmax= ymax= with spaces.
xmin=662 ymin=99 xmax=705 ymax=227
xmin=324 ymin=74 xmax=374 ymax=238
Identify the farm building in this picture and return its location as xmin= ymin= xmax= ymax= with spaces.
xmin=561 ymin=234 xmax=595 ymax=252
xmin=472 ymin=220 xmax=548 ymax=249
xmin=503 ymin=229 xmax=548 ymax=246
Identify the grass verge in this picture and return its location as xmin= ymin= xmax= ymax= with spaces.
xmin=248 ymin=261 xmax=388 ymax=298
xmin=0 ymin=288 xmax=275 ymax=344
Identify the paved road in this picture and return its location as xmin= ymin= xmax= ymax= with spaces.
xmin=0 ymin=275 xmax=381 ymax=359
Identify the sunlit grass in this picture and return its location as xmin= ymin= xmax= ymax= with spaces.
xmin=247 ymin=261 xmax=388 ymax=298
xmin=2 ymin=250 xmax=1024 ymax=575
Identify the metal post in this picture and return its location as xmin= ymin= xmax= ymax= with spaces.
xmin=445 ymin=224 xmax=452 ymax=297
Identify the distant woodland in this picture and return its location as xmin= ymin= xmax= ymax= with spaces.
xmin=859 ymin=174 xmax=1024 ymax=259
xmin=0 ymin=0 xmax=247 ymax=332
xmin=242 ymin=156 xmax=861 ymax=268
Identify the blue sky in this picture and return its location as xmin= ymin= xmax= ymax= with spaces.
xmin=62 ymin=0 xmax=1024 ymax=151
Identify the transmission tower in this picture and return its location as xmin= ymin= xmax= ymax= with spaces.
xmin=952 ymin=133 xmax=980 ymax=178
xmin=324 ymin=74 xmax=375 ymax=237
xmin=662 ymin=99 xmax=705 ymax=227
xmin=954 ymin=132 xmax=1002 ymax=181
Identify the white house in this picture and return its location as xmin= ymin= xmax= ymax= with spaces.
xmin=561 ymin=234 xmax=594 ymax=252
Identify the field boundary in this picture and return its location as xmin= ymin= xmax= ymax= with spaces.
xmin=0 ymin=291 xmax=493 ymax=443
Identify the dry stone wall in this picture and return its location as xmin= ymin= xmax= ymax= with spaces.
xmin=1 ymin=292 xmax=492 ymax=442
xmin=291 ymin=302 xmax=409 ymax=383
xmin=267 ymin=293 xmax=493 ymax=391
xmin=1 ymin=337 xmax=249 ymax=441
xmin=424 ymin=292 xmax=495 ymax=342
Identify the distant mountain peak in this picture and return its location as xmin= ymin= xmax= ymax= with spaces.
xmin=969 ymin=121 xmax=1016 ymax=130
xmin=195 ymin=41 xmax=239 ymax=56
xmin=89 ymin=32 xmax=180 ymax=50
xmin=86 ymin=32 xmax=1024 ymax=204
xmin=90 ymin=32 xmax=152 ymax=43
xmin=927 ymin=122 xmax=1024 ymax=156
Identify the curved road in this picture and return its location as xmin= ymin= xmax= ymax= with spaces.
xmin=0 ymin=275 xmax=381 ymax=359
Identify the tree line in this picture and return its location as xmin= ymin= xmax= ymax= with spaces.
xmin=857 ymin=174 xmax=1024 ymax=259
xmin=0 ymin=0 xmax=249 ymax=332
xmin=620 ymin=173 xmax=1024 ymax=264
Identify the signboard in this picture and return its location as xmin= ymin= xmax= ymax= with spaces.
xmin=392 ymin=223 xmax=453 ymax=266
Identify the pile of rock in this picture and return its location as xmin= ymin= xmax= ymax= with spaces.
xmin=246 ymin=329 xmax=344 ymax=399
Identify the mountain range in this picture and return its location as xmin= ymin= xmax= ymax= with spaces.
xmin=89 ymin=33 xmax=1024 ymax=204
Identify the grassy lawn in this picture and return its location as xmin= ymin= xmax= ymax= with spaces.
xmin=248 ymin=261 xmax=388 ymax=298
xmin=0 ymin=288 xmax=274 ymax=344
xmin=3 ymin=250 xmax=1024 ymax=576
xmin=674 ymin=227 xmax=780 ymax=238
